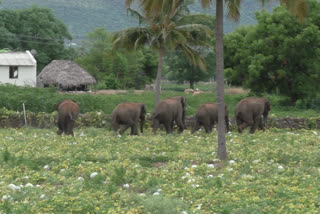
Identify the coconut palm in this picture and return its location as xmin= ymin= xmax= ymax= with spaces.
xmin=200 ymin=0 xmax=307 ymax=160
xmin=113 ymin=0 xmax=212 ymax=104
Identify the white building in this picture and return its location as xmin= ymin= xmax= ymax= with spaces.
xmin=0 ymin=50 xmax=37 ymax=87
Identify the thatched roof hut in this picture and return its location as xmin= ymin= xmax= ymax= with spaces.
xmin=37 ymin=60 xmax=96 ymax=90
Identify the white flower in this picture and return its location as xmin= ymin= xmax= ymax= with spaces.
xmin=185 ymin=172 xmax=190 ymax=177
xmin=207 ymin=164 xmax=214 ymax=168
xmin=157 ymin=188 xmax=162 ymax=192
xmin=60 ymin=169 xmax=66 ymax=172
xmin=146 ymin=148 xmax=149 ymax=151
xmin=313 ymin=131 xmax=318 ymax=135
xmin=181 ymin=211 xmax=188 ymax=214
xmin=25 ymin=183 xmax=34 ymax=187
xmin=40 ymin=194 xmax=46 ymax=199
xmin=211 ymin=152 xmax=215 ymax=155
xmin=117 ymin=134 xmax=121 ymax=138
xmin=242 ymin=174 xmax=254 ymax=180
xmin=90 ymin=172 xmax=99 ymax=179
xmin=153 ymin=192 xmax=160 ymax=196
xmin=80 ymin=132 xmax=85 ymax=137
xmin=253 ymin=160 xmax=259 ymax=164
xmin=139 ymin=193 xmax=146 ymax=196
xmin=36 ymin=185 xmax=41 ymax=188
xmin=228 ymin=168 xmax=233 ymax=171
xmin=184 ymin=167 xmax=189 ymax=170
xmin=2 ymin=195 xmax=11 ymax=201
xmin=278 ymin=165 xmax=284 ymax=170
xmin=212 ymin=159 xmax=218 ymax=162
xmin=8 ymin=184 xmax=20 ymax=191
xmin=229 ymin=160 xmax=235 ymax=164
xmin=191 ymin=165 xmax=197 ymax=168
xmin=77 ymin=177 xmax=84 ymax=181
xmin=218 ymin=174 xmax=224 ymax=178
xmin=97 ymin=112 xmax=101 ymax=116
xmin=196 ymin=204 xmax=202 ymax=210
xmin=123 ymin=184 xmax=130 ymax=189
xmin=274 ymin=138 xmax=278 ymax=141
xmin=43 ymin=165 xmax=50 ymax=170
xmin=207 ymin=174 xmax=214 ymax=178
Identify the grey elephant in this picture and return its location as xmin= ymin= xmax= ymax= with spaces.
xmin=56 ymin=99 xmax=80 ymax=136
xmin=192 ymin=103 xmax=229 ymax=133
xmin=111 ymin=102 xmax=146 ymax=135
xmin=235 ymin=97 xmax=271 ymax=134
xmin=151 ymin=96 xmax=186 ymax=134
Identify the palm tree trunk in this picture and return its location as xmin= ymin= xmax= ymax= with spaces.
xmin=216 ymin=0 xmax=227 ymax=160
xmin=155 ymin=48 xmax=164 ymax=104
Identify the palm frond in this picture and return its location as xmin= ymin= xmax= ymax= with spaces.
xmin=126 ymin=8 xmax=149 ymax=25
xmin=225 ymin=0 xmax=241 ymax=22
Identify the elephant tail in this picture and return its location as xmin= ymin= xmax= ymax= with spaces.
xmin=68 ymin=112 xmax=74 ymax=121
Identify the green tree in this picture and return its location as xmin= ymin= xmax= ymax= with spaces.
xmin=76 ymin=27 xmax=158 ymax=89
xmin=114 ymin=0 xmax=212 ymax=104
xmin=166 ymin=14 xmax=215 ymax=89
xmin=166 ymin=50 xmax=215 ymax=89
xmin=225 ymin=2 xmax=320 ymax=105
xmin=0 ymin=6 xmax=73 ymax=72
xmin=200 ymin=0 xmax=307 ymax=160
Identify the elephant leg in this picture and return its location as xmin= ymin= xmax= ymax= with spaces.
xmin=164 ymin=121 xmax=172 ymax=134
xmin=175 ymin=118 xmax=184 ymax=133
xmin=191 ymin=120 xmax=201 ymax=134
xmin=225 ymin=116 xmax=230 ymax=133
xmin=112 ymin=120 xmax=119 ymax=133
xmin=119 ymin=125 xmax=130 ymax=135
xmin=130 ymin=123 xmax=138 ymax=135
xmin=66 ymin=120 xmax=75 ymax=136
xmin=258 ymin=116 xmax=265 ymax=131
xmin=238 ymin=122 xmax=251 ymax=133
xmin=250 ymin=116 xmax=261 ymax=134
xmin=57 ymin=119 xmax=63 ymax=135
xmin=202 ymin=119 xmax=210 ymax=133
xmin=208 ymin=121 xmax=214 ymax=133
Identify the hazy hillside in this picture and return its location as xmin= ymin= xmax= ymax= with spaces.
xmin=0 ymin=0 xmax=278 ymax=40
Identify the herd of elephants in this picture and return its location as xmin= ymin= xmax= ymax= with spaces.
xmin=55 ymin=96 xmax=271 ymax=137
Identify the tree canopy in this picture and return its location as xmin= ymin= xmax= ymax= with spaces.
xmin=224 ymin=1 xmax=320 ymax=105
xmin=0 ymin=6 xmax=73 ymax=72
xmin=75 ymin=27 xmax=158 ymax=89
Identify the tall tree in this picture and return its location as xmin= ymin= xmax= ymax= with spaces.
xmin=114 ymin=0 xmax=212 ymax=104
xmin=200 ymin=0 xmax=307 ymax=160
xmin=0 ymin=6 xmax=72 ymax=72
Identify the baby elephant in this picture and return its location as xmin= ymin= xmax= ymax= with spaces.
xmin=111 ymin=102 xmax=146 ymax=135
xmin=235 ymin=97 xmax=271 ymax=134
xmin=152 ymin=96 xmax=186 ymax=134
xmin=192 ymin=103 xmax=229 ymax=134
xmin=56 ymin=99 xmax=80 ymax=136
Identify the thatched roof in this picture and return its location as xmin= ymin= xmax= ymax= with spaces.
xmin=37 ymin=60 xmax=96 ymax=88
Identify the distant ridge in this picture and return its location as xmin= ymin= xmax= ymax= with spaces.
xmin=0 ymin=0 xmax=278 ymax=39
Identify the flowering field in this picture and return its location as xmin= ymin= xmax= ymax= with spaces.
xmin=0 ymin=128 xmax=319 ymax=213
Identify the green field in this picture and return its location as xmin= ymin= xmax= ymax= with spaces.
xmin=0 ymin=128 xmax=318 ymax=213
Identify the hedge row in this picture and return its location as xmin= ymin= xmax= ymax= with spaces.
xmin=1 ymin=108 xmax=319 ymax=131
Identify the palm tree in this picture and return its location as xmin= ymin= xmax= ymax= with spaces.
xmin=113 ymin=0 xmax=212 ymax=104
xmin=200 ymin=0 xmax=307 ymax=160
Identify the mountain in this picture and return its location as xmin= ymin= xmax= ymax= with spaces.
xmin=0 ymin=0 xmax=279 ymax=40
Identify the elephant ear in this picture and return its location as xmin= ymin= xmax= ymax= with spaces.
xmin=141 ymin=103 xmax=146 ymax=114
xmin=264 ymin=99 xmax=271 ymax=111
xmin=55 ymin=100 xmax=64 ymax=110
xmin=180 ymin=96 xmax=186 ymax=109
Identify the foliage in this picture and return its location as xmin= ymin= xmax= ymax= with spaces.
xmin=166 ymin=51 xmax=216 ymax=89
xmin=0 ymin=6 xmax=73 ymax=72
xmin=224 ymin=1 xmax=320 ymax=105
xmin=75 ymin=28 xmax=158 ymax=89
xmin=165 ymin=14 xmax=216 ymax=88
xmin=0 ymin=128 xmax=318 ymax=213
xmin=113 ymin=0 xmax=212 ymax=103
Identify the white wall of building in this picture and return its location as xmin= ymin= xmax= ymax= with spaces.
xmin=0 ymin=65 xmax=37 ymax=87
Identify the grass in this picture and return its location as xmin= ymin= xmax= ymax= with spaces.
xmin=0 ymin=127 xmax=319 ymax=213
